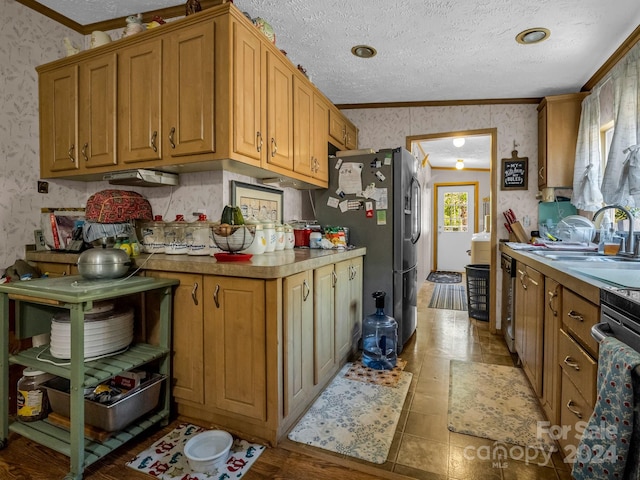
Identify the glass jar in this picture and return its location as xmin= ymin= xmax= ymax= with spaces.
xmin=140 ymin=215 xmax=165 ymax=253
xmin=17 ymin=368 xmax=53 ymax=422
xmin=187 ymin=214 xmax=212 ymax=256
xmin=165 ymin=215 xmax=188 ymax=255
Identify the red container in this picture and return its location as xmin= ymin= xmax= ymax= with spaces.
xmin=293 ymin=228 xmax=311 ymax=247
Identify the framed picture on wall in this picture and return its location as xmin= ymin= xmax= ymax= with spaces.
xmin=231 ymin=181 xmax=284 ymax=223
xmin=501 ymin=150 xmax=528 ymax=190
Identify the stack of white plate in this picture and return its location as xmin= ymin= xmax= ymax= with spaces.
xmin=50 ymin=302 xmax=134 ymax=359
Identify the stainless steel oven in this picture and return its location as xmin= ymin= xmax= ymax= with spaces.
xmin=501 ymin=252 xmax=516 ymax=352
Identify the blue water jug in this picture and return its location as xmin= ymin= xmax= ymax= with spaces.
xmin=362 ymin=291 xmax=398 ymax=370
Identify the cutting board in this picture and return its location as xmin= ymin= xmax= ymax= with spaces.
xmin=570 ymin=267 xmax=640 ymax=288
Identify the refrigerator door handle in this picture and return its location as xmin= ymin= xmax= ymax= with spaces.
xmin=410 ymin=176 xmax=421 ymax=244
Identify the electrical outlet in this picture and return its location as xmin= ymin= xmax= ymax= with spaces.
xmin=523 ymin=215 xmax=530 ymax=227
xmin=37 ymin=181 xmax=49 ymax=193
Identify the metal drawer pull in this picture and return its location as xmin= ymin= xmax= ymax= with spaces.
xmin=563 ymin=356 xmax=580 ymax=371
xmin=566 ymin=400 xmax=583 ymax=419
xmin=81 ymin=143 xmax=89 ymax=161
xmin=271 ymin=138 xmax=278 ymax=157
xmin=169 ymin=127 xmax=176 ymax=149
xmin=191 ymin=282 xmax=198 ymax=306
xmin=151 ymin=131 xmax=158 ymax=152
xmin=68 ymin=144 xmax=75 ymax=161
xmin=213 ymin=284 xmax=220 ymax=308
xmin=303 ymin=279 xmax=310 ymax=301
xmin=567 ymin=310 xmax=585 ymax=322
xmin=331 ymin=270 xmax=337 ymax=287
xmin=256 ymin=131 xmax=263 ymax=152
xmin=548 ymin=290 xmax=558 ymax=316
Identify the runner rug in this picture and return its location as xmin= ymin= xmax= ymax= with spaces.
xmin=447 ymin=360 xmax=557 ymax=452
xmin=126 ymin=423 xmax=265 ymax=479
xmin=428 ymin=284 xmax=468 ymax=311
xmin=288 ymin=362 xmax=412 ymax=464
xmin=427 ymin=271 xmax=462 ymax=283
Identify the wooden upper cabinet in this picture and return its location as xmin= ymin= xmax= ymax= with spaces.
xmin=265 ymin=49 xmax=294 ymax=170
xmin=39 ymin=64 xmax=79 ymax=175
xmin=329 ymin=106 xmax=358 ymax=150
xmin=162 ymin=20 xmax=216 ymax=159
xmin=78 ymin=53 xmax=117 ymax=169
xmin=293 ymin=77 xmax=328 ymax=182
xmin=537 ymin=92 xmax=588 ymax=189
xmin=118 ymin=39 xmax=163 ymax=164
xmin=232 ymin=20 xmax=263 ymax=162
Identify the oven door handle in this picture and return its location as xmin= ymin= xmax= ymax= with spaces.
xmin=591 ymin=321 xmax=613 ymax=344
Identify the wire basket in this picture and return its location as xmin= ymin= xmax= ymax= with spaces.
xmin=211 ymin=225 xmax=255 ymax=253
xmin=465 ymin=264 xmax=490 ymax=321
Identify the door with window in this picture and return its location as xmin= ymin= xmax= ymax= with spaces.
xmin=435 ymin=184 xmax=476 ymax=272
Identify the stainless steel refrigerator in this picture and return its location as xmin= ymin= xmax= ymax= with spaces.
xmin=314 ymin=147 xmax=421 ymax=352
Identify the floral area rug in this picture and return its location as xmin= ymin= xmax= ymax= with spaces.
xmin=427 ymin=271 xmax=462 ymax=283
xmin=288 ymin=363 xmax=412 ymax=464
xmin=448 ymin=360 xmax=557 ymax=452
xmin=126 ymin=423 xmax=265 ymax=479
xmin=343 ymin=358 xmax=407 ymax=387
xmin=428 ymin=284 xmax=468 ymax=310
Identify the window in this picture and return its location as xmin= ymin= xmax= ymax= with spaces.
xmin=600 ymin=119 xmax=614 ymax=173
xmin=443 ymin=191 xmax=468 ymax=232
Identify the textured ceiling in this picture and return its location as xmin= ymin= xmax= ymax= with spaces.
xmin=33 ymin=0 xmax=640 ymax=105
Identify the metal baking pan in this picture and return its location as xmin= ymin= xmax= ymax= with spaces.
xmin=43 ymin=373 xmax=165 ymax=432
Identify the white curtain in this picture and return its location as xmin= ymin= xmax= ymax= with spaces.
xmin=571 ymin=89 xmax=603 ymax=211
xmin=601 ymin=50 xmax=640 ymax=206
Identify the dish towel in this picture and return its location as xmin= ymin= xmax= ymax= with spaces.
xmin=572 ymin=336 xmax=640 ymax=480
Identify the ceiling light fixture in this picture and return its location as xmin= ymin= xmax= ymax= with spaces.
xmin=351 ymin=45 xmax=377 ymax=58
xmin=453 ymin=138 xmax=465 ymax=148
xmin=456 ymin=159 xmax=464 ymax=170
xmin=516 ymin=28 xmax=550 ymax=45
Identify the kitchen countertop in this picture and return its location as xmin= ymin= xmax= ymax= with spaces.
xmin=25 ymin=247 xmax=367 ymax=279
xmin=500 ymin=243 xmax=640 ymax=303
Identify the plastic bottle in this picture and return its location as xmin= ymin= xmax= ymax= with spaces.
xmin=598 ymin=212 xmax=612 ymax=254
xmin=362 ymin=291 xmax=398 ymax=370
xmin=17 ymin=368 xmax=53 ymax=422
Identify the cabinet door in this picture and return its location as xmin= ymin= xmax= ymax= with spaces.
xmin=328 ymin=107 xmax=346 ymax=149
xmin=345 ymin=121 xmax=358 ymax=150
xmin=312 ymin=94 xmax=329 ymax=182
xmin=293 ymin=77 xmax=313 ymax=177
xmin=522 ymin=266 xmax=544 ymax=396
xmin=514 ymin=262 xmax=526 ymax=356
xmin=78 ymin=53 xmax=117 ymax=169
xmin=283 ymin=271 xmax=313 ymax=417
xmin=314 ymin=265 xmax=336 ymax=385
xmin=537 ymin=105 xmax=547 ymax=189
xmin=542 ymin=278 xmax=561 ymax=424
xmin=233 ymin=21 xmax=262 ymax=162
xmin=334 ymin=258 xmax=363 ymax=363
xmin=204 ymin=276 xmax=266 ymax=421
xmin=265 ymin=49 xmax=294 ymax=170
xmin=39 ymin=64 xmax=79 ymax=175
xmin=163 ymin=21 xmax=216 ymax=159
xmin=147 ymin=271 xmax=204 ymax=405
xmin=118 ymin=39 xmax=163 ymax=164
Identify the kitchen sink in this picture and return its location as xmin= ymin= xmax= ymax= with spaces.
xmin=532 ymin=250 xmax=640 ymax=263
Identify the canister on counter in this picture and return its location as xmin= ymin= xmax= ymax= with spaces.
xmin=17 ymin=368 xmax=53 ymax=422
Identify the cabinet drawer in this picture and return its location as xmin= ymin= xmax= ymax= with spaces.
xmin=562 ymin=289 xmax=599 ymax=357
xmin=558 ymin=329 xmax=596 ymax=406
xmin=559 ymin=370 xmax=593 ymax=456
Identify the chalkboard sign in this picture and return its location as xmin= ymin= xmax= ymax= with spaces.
xmin=501 ymin=150 xmax=528 ymax=190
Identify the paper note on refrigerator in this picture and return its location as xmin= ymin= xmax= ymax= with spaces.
xmin=338 ymin=162 xmax=363 ymax=195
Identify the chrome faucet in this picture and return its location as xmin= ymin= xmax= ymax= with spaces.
xmin=592 ymin=204 xmax=635 ymax=255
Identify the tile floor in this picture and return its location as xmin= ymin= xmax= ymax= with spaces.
xmin=343 ymin=280 xmax=574 ymax=479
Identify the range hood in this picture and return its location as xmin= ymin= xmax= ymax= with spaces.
xmin=103 ymin=169 xmax=179 ymax=187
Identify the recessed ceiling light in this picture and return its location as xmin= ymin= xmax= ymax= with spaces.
xmin=515 ymin=28 xmax=550 ymax=45
xmin=456 ymin=159 xmax=464 ymax=170
xmin=351 ymin=45 xmax=377 ymax=58
xmin=453 ymin=138 xmax=465 ymax=147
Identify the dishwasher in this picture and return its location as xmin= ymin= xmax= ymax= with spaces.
xmin=592 ymin=287 xmax=640 ymax=353
xmin=501 ymin=252 xmax=516 ymax=352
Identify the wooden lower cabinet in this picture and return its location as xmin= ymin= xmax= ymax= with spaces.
xmin=514 ymin=262 xmax=544 ymax=395
xmin=541 ymin=278 xmax=561 ymax=425
xmin=147 ymin=255 xmax=363 ymax=446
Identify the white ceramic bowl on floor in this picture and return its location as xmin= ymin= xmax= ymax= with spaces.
xmin=184 ymin=430 xmax=233 ymax=473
